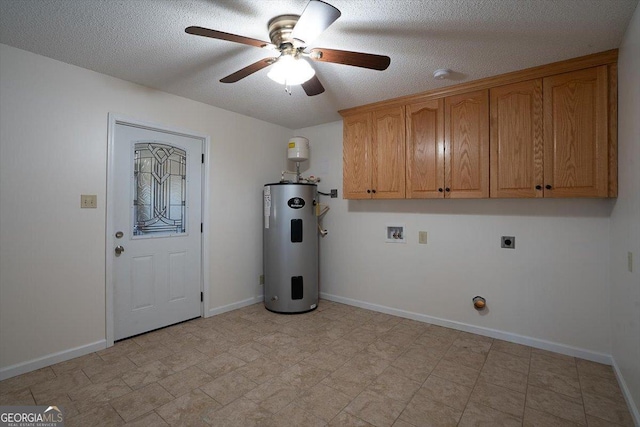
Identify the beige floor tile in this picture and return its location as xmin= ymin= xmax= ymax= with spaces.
xmin=523 ymin=407 xmax=583 ymax=426
xmin=297 ymin=383 xmax=353 ymax=422
xmin=329 ymin=411 xmax=375 ymax=426
xmin=255 ymin=332 xmax=298 ymax=349
xmin=577 ymin=360 xmax=617 ymax=381
xmin=582 ymin=392 xmax=634 ymax=426
xmin=443 ymin=346 xmax=487 ymax=371
xmin=157 ymin=365 xmax=212 ymax=397
xmin=110 ymin=383 xmax=174 ymax=422
xmin=391 ymin=346 xmax=439 ymax=383
xmin=367 ymin=366 xmax=421 ymax=403
xmin=485 ymin=349 xmax=530 ymax=375
xmin=0 ymin=367 xmax=56 ymax=393
xmin=470 ymin=380 xmax=525 ymax=417
xmin=478 ymin=363 xmax=528 ymax=393
xmin=263 ymin=402 xmax=327 ymax=427
xmin=529 ymin=368 xmax=582 ymax=399
xmin=202 ymin=396 xmax=272 ymax=427
xmin=235 ymin=355 xmax=286 ymax=384
xmin=196 ymin=352 xmax=245 ymax=378
xmin=400 ymin=392 xmax=462 ymax=427
xmin=378 ymin=331 xmax=419 ymax=348
xmin=392 ymin=420 xmax=416 ymax=427
xmin=126 ymin=344 xmax=175 ymax=367
xmin=423 ymin=325 xmax=460 ymax=340
xmin=329 ymin=338 xmax=368 ymax=357
xmin=586 ymin=414 xmax=631 ymax=426
xmin=579 ymin=372 xmax=625 ymax=401
xmin=418 ymin=374 xmax=473 ymax=410
xmin=159 ymin=348 xmax=207 ymax=373
xmin=531 ymin=348 xmax=576 ymax=363
xmin=131 ymin=329 xmax=173 ymax=347
xmin=431 ymin=358 xmax=480 ymax=388
xmin=526 ymin=385 xmax=586 ymax=425
xmin=304 ymin=348 xmax=351 ymax=371
xmin=96 ymin=339 xmax=141 ymax=362
xmin=68 ymin=377 xmax=132 ymax=409
xmin=65 ymin=403 xmax=125 ymax=427
xmin=451 ymin=334 xmax=493 ymax=355
xmin=342 ymin=327 xmax=380 ymax=345
xmin=30 ymin=370 xmax=92 ymax=403
xmin=412 ymin=334 xmax=454 ymax=359
xmin=51 ymin=353 xmax=102 ymax=375
xmin=530 ymin=352 xmax=578 ymax=379
xmin=345 ymin=353 xmax=391 ymax=378
xmin=491 ymin=339 xmax=532 ymax=359
xmin=121 ymin=360 xmax=174 ymax=390
xmin=458 ymin=401 xmax=521 ymax=427
xmin=267 ymin=343 xmax=316 ymax=366
xmin=199 ymin=370 xmax=257 ymax=405
xmin=344 ymin=388 xmax=406 ymax=427
xmin=363 ymin=339 xmax=406 ymax=361
xmin=82 ymin=356 xmax=138 ymax=384
xmin=0 ymin=386 xmax=35 ymax=405
xmin=244 ymin=378 xmax=300 ymax=414
xmin=279 ymin=361 xmax=332 ymax=391
xmin=155 ymin=388 xmax=221 ymax=427
xmin=321 ymin=366 xmax=376 ymax=398
xmin=124 ymin=411 xmax=170 ymax=427
xmin=227 ymin=341 xmax=273 ymax=362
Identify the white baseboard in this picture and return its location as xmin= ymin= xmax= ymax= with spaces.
xmin=320 ymin=292 xmax=612 ymax=365
xmin=0 ymin=340 xmax=107 ymax=381
xmin=207 ymin=295 xmax=263 ymax=317
xmin=612 ymin=359 xmax=640 ymax=427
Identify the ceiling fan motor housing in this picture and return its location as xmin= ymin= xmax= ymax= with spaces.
xmin=268 ymin=15 xmax=300 ymax=48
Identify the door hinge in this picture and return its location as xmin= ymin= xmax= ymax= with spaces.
xmin=201 ymin=223 xmax=203 ymax=233
xmin=202 ymin=153 xmax=204 ymax=164
xmin=200 ymin=292 xmax=203 ymax=302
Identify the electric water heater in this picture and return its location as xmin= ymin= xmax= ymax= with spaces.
xmin=263 ymin=183 xmax=318 ymax=313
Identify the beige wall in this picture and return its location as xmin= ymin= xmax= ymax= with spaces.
xmin=610 ymin=1 xmax=640 ymax=420
xmin=0 ymin=44 xmax=290 ymax=374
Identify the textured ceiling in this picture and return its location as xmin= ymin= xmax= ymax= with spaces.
xmin=0 ymin=0 xmax=637 ymax=129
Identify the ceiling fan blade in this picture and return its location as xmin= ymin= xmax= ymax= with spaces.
xmin=220 ymin=58 xmax=276 ymax=83
xmin=291 ymin=0 xmax=341 ymax=45
xmin=186 ymin=26 xmax=272 ymax=49
xmin=302 ymin=75 xmax=325 ymax=96
xmin=309 ymin=48 xmax=390 ymax=71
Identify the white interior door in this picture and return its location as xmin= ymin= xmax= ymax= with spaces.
xmin=113 ymin=123 xmax=203 ymax=340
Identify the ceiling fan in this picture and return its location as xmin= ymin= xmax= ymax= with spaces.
xmin=185 ymin=0 xmax=391 ymax=96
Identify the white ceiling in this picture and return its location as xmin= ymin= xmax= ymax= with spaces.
xmin=1 ymin=0 xmax=637 ymax=129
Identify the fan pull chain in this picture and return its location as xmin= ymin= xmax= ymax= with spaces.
xmin=285 ymin=83 xmax=292 ymax=95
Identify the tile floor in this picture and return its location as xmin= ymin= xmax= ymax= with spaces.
xmin=0 ymin=300 xmax=635 ymax=427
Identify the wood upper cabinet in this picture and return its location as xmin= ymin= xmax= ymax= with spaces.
xmin=490 ymin=79 xmax=544 ymax=198
xmin=343 ymin=112 xmax=372 ymax=199
xmin=444 ymin=90 xmax=490 ymax=198
xmin=406 ymin=99 xmax=444 ymax=198
xmin=343 ymin=106 xmax=405 ymax=199
xmin=543 ymin=66 xmax=609 ymax=197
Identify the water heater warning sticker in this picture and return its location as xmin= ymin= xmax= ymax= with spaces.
xmin=264 ymin=186 xmax=271 ymax=229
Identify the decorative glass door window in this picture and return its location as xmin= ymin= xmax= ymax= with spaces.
xmin=133 ymin=142 xmax=187 ymax=236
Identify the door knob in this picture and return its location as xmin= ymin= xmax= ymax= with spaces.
xmin=115 ymin=245 xmax=125 ymax=255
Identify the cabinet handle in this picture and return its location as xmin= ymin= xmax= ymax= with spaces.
xmin=438 ymin=188 xmax=443 ymax=193
xmin=445 ymin=188 xmax=450 ymax=192
xmin=535 ymin=185 xmax=542 ymax=190
xmin=545 ymin=185 xmax=552 ymax=190
xmin=366 ymin=189 xmax=371 ymax=193
xmin=372 ymin=189 xmax=376 ymax=194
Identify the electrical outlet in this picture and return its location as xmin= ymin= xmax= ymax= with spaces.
xmin=259 ymin=274 xmax=264 ymax=285
xmin=418 ymin=231 xmax=428 ymax=244
xmin=330 ymin=189 xmax=338 ymax=198
xmin=81 ymin=194 xmax=97 ymax=208
xmin=501 ymin=236 xmax=515 ymax=249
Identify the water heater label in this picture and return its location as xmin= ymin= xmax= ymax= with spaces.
xmin=264 ymin=186 xmax=271 ymax=229
xmin=288 ymin=197 xmax=305 ymax=209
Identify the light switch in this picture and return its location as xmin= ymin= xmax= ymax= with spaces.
xmin=418 ymin=231 xmax=428 ymax=244
xmin=81 ymin=194 xmax=97 ymax=208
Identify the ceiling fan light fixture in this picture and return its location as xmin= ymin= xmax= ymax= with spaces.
xmin=268 ymin=55 xmax=316 ymax=86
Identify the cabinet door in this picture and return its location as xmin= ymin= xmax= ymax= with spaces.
xmin=372 ymin=106 xmax=406 ymax=199
xmin=543 ymin=66 xmax=608 ymax=197
xmin=406 ymin=99 xmax=445 ymax=198
xmin=444 ymin=90 xmax=489 ymax=198
xmin=490 ymin=79 xmax=543 ymax=198
xmin=343 ymin=112 xmax=373 ymax=199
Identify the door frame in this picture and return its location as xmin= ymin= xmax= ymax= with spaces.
xmin=106 ymin=113 xmax=211 ymax=347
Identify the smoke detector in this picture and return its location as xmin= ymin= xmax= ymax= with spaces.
xmin=433 ymin=69 xmax=452 ymax=80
